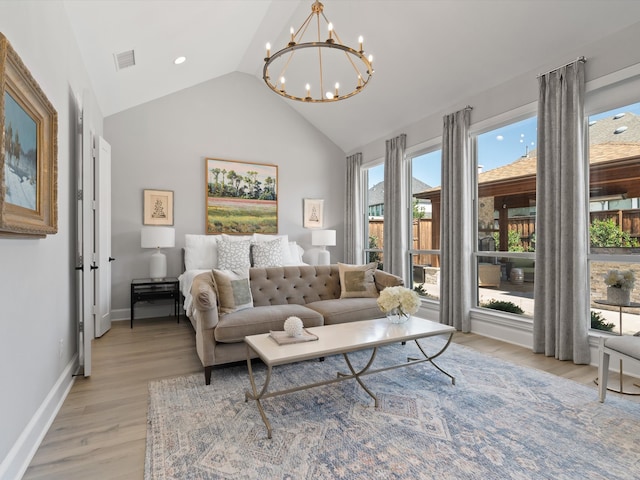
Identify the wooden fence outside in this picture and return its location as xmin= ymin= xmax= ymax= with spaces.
xmin=368 ymin=208 xmax=640 ymax=262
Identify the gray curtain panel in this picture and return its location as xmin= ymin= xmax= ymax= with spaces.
xmin=440 ymin=108 xmax=473 ymax=332
xmin=345 ymin=152 xmax=364 ymax=264
xmin=383 ymin=134 xmax=408 ymax=280
xmin=533 ymin=59 xmax=590 ymax=363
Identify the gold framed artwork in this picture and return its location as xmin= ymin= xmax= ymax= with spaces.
xmin=303 ymin=198 xmax=324 ymax=228
xmin=0 ymin=32 xmax=58 ymax=237
xmin=143 ymin=189 xmax=174 ymax=225
xmin=205 ymin=157 xmax=277 ymax=234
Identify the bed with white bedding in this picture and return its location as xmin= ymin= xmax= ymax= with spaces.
xmin=179 ymin=233 xmax=306 ymax=320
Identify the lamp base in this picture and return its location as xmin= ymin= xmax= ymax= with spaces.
xmin=150 ymin=250 xmax=167 ymax=281
xmin=316 ymin=249 xmax=330 ymax=266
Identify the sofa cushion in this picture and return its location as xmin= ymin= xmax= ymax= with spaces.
xmin=212 ymin=269 xmax=253 ymax=315
xmin=306 ymin=298 xmax=385 ymax=325
xmin=218 ymin=239 xmax=251 ymax=270
xmin=214 ymin=304 xmax=324 ymax=343
xmin=338 ymin=262 xmax=379 ymax=299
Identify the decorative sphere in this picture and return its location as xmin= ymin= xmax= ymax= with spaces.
xmin=284 ymin=316 xmax=304 ymax=337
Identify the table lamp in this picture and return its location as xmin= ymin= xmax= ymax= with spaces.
xmin=141 ymin=226 xmax=175 ymax=280
xmin=312 ymin=229 xmax=336 ymax=265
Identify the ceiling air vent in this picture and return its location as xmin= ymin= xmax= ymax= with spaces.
xmin=113 ymin=49 xmax=136 ymax=71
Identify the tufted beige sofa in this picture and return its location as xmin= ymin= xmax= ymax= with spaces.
xmin=188 ymin=264 xmax=403 ymax=384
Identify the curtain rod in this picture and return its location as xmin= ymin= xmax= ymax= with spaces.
xmin=537 ymin=56 xmax=587 ymax=78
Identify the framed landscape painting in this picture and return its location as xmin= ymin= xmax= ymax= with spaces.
xmin=205 ymin=157 xmax=278 ymax=234
xmin=0 ymin=33 xmax=58 ymax=237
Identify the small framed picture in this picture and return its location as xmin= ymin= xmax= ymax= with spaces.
xmin=303 ymin=198 xmax=324 ymax=228
xmin=143 ymin=189 xmax=174 ymax=225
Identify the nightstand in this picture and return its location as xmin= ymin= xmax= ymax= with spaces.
xmin=130 ymin=278 xmax=180 ymax=328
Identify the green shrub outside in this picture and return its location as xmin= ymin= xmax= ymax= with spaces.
xmin=481 ymin=299 xmax=524 ymax=314
xmin=590 ymin=218 xmax=639 ymax=247
xmin=591 ymin=310 xmax=615 ymax=332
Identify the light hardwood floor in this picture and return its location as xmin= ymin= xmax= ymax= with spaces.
xmin=23 ymin=317 xmax=639 ymax=479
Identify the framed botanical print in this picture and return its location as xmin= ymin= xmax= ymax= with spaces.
xmin=143 ymin=189 xmax=174 ymax=225
xmin=303 ymin=198 xmax=324 ymax=228
xmin=205 ymin=157 xmax=278 ymax=234
xmin=0 ymin=33 xmax=58 ymax=237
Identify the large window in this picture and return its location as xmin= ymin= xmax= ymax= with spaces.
xmin=365 ymin=163 xmax=384 ymax=268
xmin=588 ymin=101 xmax=640 ymax=335
xmin=475 ymin=116 xmax=538 ymax=317
xmin=411 ymin=149 xmax=441 ymax=301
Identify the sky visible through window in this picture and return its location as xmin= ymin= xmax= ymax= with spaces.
xmin=368 ymin=101 xmax=640 ymax=191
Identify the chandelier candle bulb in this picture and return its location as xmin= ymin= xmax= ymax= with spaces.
xmin=306 ymin=83 xmax=311 ymax=98
xmin=358 ymin=35 xmax=363 ymax=52
xmin=265 ymin=42 xmax=271 ymax=58
xmin=334 ymin=82 xmax=339 ymax=97
xmin=327 ymin=22 xmax=333 ymax=42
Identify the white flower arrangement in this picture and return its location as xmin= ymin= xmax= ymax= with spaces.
xmin=604 ymin=269 xmax=635 ymax=290
xmin=377 ymin=286 xmax=421 ymax=318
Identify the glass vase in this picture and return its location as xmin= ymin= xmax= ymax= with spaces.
xmin=386 ymin=308 xmax=411 ymax=324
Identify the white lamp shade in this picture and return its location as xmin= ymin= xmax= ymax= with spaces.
xmin=141 ymin=227 xmax=174 ymax=280
xmin=141 ymin=227 xmax=175 ymax=249
xmin=312 ymin=229 xmax=336 ymax=247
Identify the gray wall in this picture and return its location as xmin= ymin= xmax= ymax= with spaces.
xmin=0 ymin=1 xmax=103 ymax=477
xmin=105 ymin=72 xmax=346 ymax=319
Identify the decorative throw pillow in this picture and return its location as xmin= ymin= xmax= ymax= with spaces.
xmin=338 ymin=262 xmax=379 ymax=299
xmin=253 ymin=234 xmax=292 ymax=264
xmin=251 ymin=238 xmax=283 ymax=267
xmin=211 ymin=269 xmax=253 ymax=315
xmin=217 ymin=240 xmax=251 ymax=270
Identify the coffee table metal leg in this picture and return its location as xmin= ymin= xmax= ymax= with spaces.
xmin=245 ymin=346 xmax=274 ymax=439
xmin=409 ymin=331 xmax=456 ymax=385
xmin=341 ymin=347 xmax=379 ymax=406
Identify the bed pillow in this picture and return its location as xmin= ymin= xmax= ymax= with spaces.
xmin=338 ymin=262 xmax=379 ymax=299
xmin=211 ymin=269 xmax=253 ymax=315
xmin=184 ymin=234 xmax=219 ymax=271
xmin=251 ymin=238 xmax=283 ymax=267
xmin=253 ymin=234 xmax=292 ymax=264
xmin=217 ymin=239 xmax=251 ymax=270
xmin=287 ymin=241 xmax=304 ymax=264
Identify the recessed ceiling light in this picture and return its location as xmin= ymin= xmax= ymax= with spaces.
xmin=174 ymin=56 xmax=186 ymax=65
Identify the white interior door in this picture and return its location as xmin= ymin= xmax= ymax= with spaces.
xmin=79 ymin=107 xmax=94 ymax=376
xmin=94 ymin=136 xmax=112 ymax=337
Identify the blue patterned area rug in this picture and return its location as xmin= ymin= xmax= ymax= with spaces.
xmin=145 ymin=339 xmax=640 ymax=479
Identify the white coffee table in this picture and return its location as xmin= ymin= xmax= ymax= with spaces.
xmin=244 ymin=316 xmax=456 ymax=438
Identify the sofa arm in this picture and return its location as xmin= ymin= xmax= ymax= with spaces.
xmin=373 ymin=270 xmax=404 ymax=291
xmin=191 ymin=271 xmax=220 ymax=329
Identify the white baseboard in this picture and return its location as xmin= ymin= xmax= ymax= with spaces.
xmin=111 ymin=303 xmax=183 ymax=323
xmin=0 ymin=355 xmax=78 ymax=480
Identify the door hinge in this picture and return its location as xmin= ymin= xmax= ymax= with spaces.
xmin=92 ymin=305 xmax=97 ymax=315
xmin=77 ymin=190 xmax=83 ymax=201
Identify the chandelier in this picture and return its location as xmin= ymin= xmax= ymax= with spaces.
xmin=263 ymin=0 xmax=374 ymax=103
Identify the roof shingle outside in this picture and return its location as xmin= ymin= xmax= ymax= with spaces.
xmin=418 ymin=111 xmax=640 ymax=194
xmin=369 ymin=178 xmax=430 ymax=206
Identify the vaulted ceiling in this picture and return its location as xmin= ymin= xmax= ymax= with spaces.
xmin=63 ymin=0 xmax=640 ymax=152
